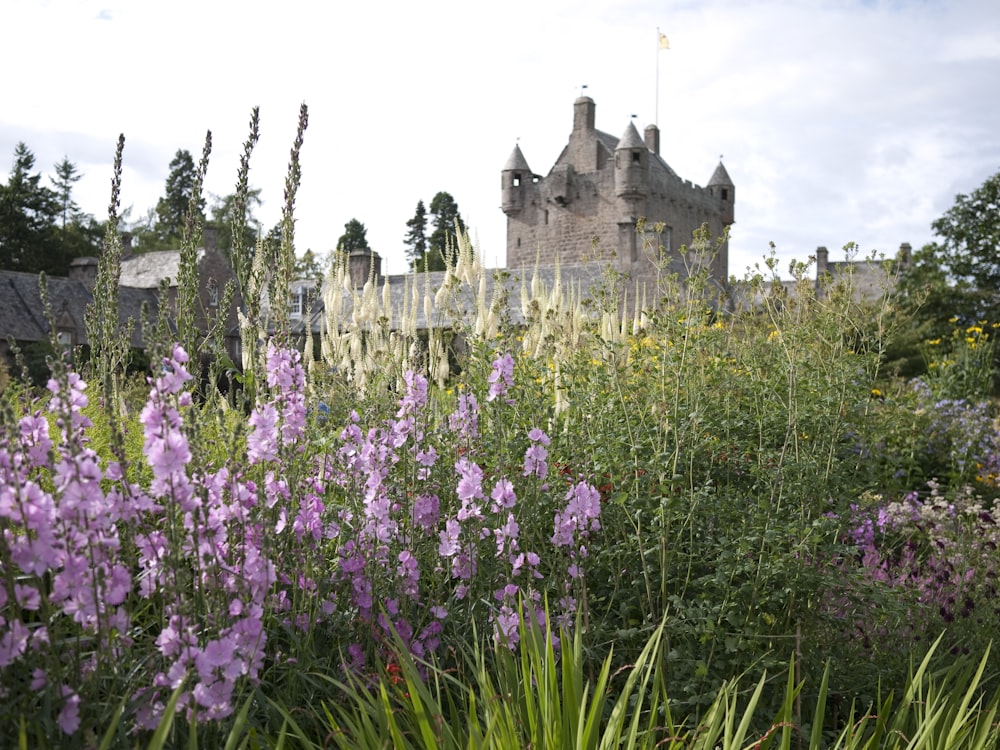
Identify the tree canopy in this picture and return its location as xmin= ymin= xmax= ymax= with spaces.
xmin=887 ymin=169 xmax=1000 ymax=380
xmin=408 ymin=192 xmax=466 ymax=272
xmin=337 ymin=218 xmax=370 ymax=254
xmin=138 ymin=149 xmax=206 ymax=250
xmin=0 ymin=143 xmax=99 ymax=274
xmin=932 ymin=169 xmax=1000 ymax=310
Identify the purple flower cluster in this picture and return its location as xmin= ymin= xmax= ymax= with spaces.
xmin=1 ymin=338 xmax=605 ymax=736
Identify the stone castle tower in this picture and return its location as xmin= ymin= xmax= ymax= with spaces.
xmin=502 ymin=96 xmax=734 ymax=286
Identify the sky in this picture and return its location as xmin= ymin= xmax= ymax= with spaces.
xmin=2 ymin=0 xmax=999 ymax=279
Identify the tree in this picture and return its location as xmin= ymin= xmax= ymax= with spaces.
xmin=294 ymin=248 xmax=328 ymax=284
xmin=931 ymin=169 xmax=1000 ymax=313
xmin=337 ymin=218 xmax=370 ymax=254
xmin=209 ymin=188 xmax=262 ymax=252
xmin=0 ymin=142 xmax=63 ymax=273
xmin=150 ymin=149 xmax=205 ymax=249
xmin=50 ymin=156 xmax=103 ymax=261
xmin=404 ymin=200 xmax=428 ymax=270
xmin=887 ymin=170 xmax=1000 ymax=381
xmin=50 ymin=156 xmax=81 ymax=235
xmin=426 ymin=191 xmax=466 ymax=272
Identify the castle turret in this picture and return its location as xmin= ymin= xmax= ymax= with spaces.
xmin=615 ymin=121 xmax=648 ymax=199
xmin=501 ymin=144 xmax=531 ymax=215
xmin=707 ymin=161 xmax=735 ymax=225
xmin=573 ymin=96 xmax=596 ymax=134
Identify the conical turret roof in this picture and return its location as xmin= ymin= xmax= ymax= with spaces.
xmin=502 ymin=144 xmax=531 ymax=172
xmin=617 ymin=121 xmax=645 ymax=150
xmin=707 ymin=161 xmax=734 ymax=187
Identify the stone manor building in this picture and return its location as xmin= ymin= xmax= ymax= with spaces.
xmin=501 ymin=96 xmax=734 ymax=289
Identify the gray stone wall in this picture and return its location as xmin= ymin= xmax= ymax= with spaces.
xmin=503 ymin=97 xmax=732 ymax=289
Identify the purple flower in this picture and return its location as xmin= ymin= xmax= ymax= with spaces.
xmin=523 ymin=443 xmax=548 ymax=479
xmin=412 ymin=493 xmax=440 ymax=531
xmin=58 ymin=686 xmax=81 ymax=734
xmin=487 ymin=352 xmax=515 ymax=402
xmin=449 ymin=392 xmax=480 ymax=440
xmin=490 ymin=478 xmax=517 ymax=510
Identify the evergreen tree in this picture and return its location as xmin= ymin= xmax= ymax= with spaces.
xmin=337 ymin=218 xmax=370 ymax=254
xmin=0 ymin=142 xmax=63 ymax=273
xmin=151 ymin=149 xmax=205 ymax=249
xmin=50 ymin=156 xmax=81 ymax=236
xmin=50 ymin=156 xmax=103 ymax=261
xmin=404 ymin=200 xmax=428 ymax=270
xmin=427 ymin=191 xmax=465 ymax=272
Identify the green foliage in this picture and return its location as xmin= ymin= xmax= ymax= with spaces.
xmin=0 ymin=142 xmax=64 ymax=273
xmin=209 ymin=186 xmax=263 ymax=253
xmin=889 ymin=170 xmax=1000 ymax=384
xmin=336 ymin=218 xmax=370 ymax=254
xmin=932 ymin=169 xmax=1000 ymax=305
xmin=84 ymin=135 xmax=133 ymax=409
xmin=920 ymin=321 xmax=996 ymax=402
xmin=150 ymin=149 xmax=207 ymax=250
xmin=404 ymin=199 xmax=428 ymax=270
xmin=425 ymin=191 xmax=465 ymax=272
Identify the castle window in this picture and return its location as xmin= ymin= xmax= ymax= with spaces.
xmin=516 ymin=237 xmax=521 ymax=249
xmin=207 ymin=279 xmax=219 ymax=307
xmin=721 ymin=188 xmax=729 ymax=201
xmin=513 ymin=173 xmax=521 ymax=187
xmin=631 ymin=151 xmax=641 ymax=164
xmin=532 ymin=175 xmax=539 ymax=183
xmin=544 ymin=209 xmax=549 ymax=225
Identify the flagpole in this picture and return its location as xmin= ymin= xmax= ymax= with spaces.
xmin=655 ymin=27 xmax=660 ymax=127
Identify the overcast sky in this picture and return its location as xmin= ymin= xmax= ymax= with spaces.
xmin=2 ymin=0 xmax=998 ymax=279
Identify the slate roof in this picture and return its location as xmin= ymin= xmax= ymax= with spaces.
xmin=119 ymin=249 xmax=203 ymax=289
xmin=0 ymin=270 xmax=157 ymax=347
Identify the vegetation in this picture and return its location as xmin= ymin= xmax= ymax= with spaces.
xmin=0 ymin=143 xmax=102 ymax=274
xmin=2 ymin=115 xmax=1000 ymax=749
xmin=406 ymin=191 xmax=466 ymax=272
xmin=337 ymin=217 xmax=371 ymax=254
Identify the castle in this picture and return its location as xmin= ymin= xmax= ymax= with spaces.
xmin=501 ymin=96 xmax=734 ymax=288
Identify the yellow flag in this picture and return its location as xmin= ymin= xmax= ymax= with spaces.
xmin=659 ymin=32 xmax=670 ymax=49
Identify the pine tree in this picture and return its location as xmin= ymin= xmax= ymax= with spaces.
xmin=427 ymin=191 xmax=465 ymax=271
xmin=0 ymin=142 xmax=62 ymax=273
xmin=151 ymin=149 xmax=205 ymax=249
xmin=405 ymin=200 xmax=429 ymax=270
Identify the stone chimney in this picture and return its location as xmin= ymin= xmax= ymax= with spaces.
xmin=815 ymin=246 xmax=829 ymax=277
xmin=348 ymin=248 xmax=381 ymax=288
xmin=68 ymin=256 xmax=99 ymax=290
xmin=120 ymin=231 xmax=133 ymax=257
xmin=644 ymin=124 xmax=660 ymax=156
